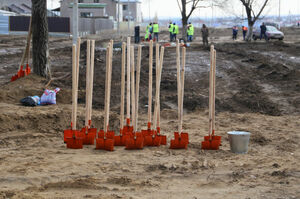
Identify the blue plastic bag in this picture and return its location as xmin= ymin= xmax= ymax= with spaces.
xmin=41 ymin=88 xmax=60 ymax=105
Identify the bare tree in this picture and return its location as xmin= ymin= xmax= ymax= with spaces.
xmin=31 ymin=0 xmax=50 ymax=78
xmin=239 ymin=0 xmax=269 ymax=40
xmin=176 ymin=0 xmax=225 ymax=41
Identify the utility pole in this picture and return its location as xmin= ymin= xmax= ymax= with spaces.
xmin=127 ymin=0 xmax=130 ymax=36
xmin=278 ymin=0 xmax=281 ymax=22
xmin=211 ymin=0 xmax=213 ymax=27
xmin=149 ymin=0 xmax=151 ymax=22
xmin=73 ymin=0 xmax=78 ymax=44
xmin=117 ymin=0 xmax=120 ymax=35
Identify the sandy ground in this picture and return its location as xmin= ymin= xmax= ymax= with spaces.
xmin=0 ymin=28 xmax=300 ymax=199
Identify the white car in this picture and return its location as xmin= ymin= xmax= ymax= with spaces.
xmin=253 ymin=26 xmax=284 ymax=41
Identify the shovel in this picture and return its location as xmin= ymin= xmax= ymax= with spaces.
xmin=81 ymin=40 xmax=97 ymax=145
xmin=201 ymin=45 xmax=221 ymax=150
xmin=122 ymin=37 xmax=134 ymax=135
xmin=65 ymin=38 xmax=83 ymax=149
xmin=141 ymin=40 xmax=155 ymax=137
xmin=170 ymin=41 xmax=189 ymax=149
xmin=125 ymin=46 xmax=144 ymax=150
xmin=114 ymin=42 xmax=131 ymax=146
xmin=96 ymin=40 xmax=115 ymax=151
xmin=144 ymin=45 xmax=165 ymax=146
xmin=155 ymin=46 xmax=167 ymax=145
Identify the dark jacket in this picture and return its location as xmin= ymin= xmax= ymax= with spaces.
xmin=260 ymin=25 xmax=267 ymax=33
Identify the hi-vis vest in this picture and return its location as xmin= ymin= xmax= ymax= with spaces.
xmin=169 ymin=24 xmax=173 ymax=32
xmin=188 ymin=24 xmax=194 ymax=35
xmin=153 ymin=24 xmax=159 ymax=33
xmin=173 ymin=25 xmax=179 ymax=34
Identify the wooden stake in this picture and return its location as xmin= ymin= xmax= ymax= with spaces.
xmin=148 ymin=40 xmax=153 ymax=128
xmin=176 ymin=40 xmax=181 ymax=134
xmin=106 ymin=40 xmax=114 ymax=132
xmin=157 ymin=47 xmax=165 ymax=129
xmin=126 ymin=37 xmax=131 ymax=123
xmin=72 ymin=38 xmax=81 ymax=130
xmin=20 ymin=17 xmax=32 ymax=68
xmin=85 ymin=40 xmax=91 ymax=127
xmin=72 ymin=44 xmax=77 ymax=130
xmin=180 ymin=47 xmax=186 ymax=133
xmin=153 ymin=43 xmax=160 ymax=129
xmin=212 ymin=50 xmax=216 ymax=136
xmin=209 ymin=45 xmax=214 ymax=137
xmin=135 ymin=45 xmax=142 ymax=131
xmin=130 ymin=46 xmax=136 ymax=132
xmin=153 ymin=46 xmax=165 ymax=130
xmin=104 ymin=44 xmax=110 ymax=133
xmin=89 ymin=40 xmax=95 ymax=124
xmin=120 ymin=42 xmax=126 ymax=129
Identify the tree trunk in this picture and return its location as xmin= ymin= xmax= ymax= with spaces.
xmin=31 ymin=0 xmax=50 ymax=78
xmin=246 ymin=24 xmax=253 ymax=41
xmin=181 ymin=17 xmax=188 ymax=41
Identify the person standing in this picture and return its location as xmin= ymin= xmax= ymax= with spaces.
xmin=260 ymin=22 xmax=267 ymax=40
xmin=232 ymin=26 xmax=238 ymax=40
xmin=153 ymin=22 xmax=159 ymax=42
xmin=168 ymin=22 xmax=174 ymax=41
xmin=201 ymin=24 xmax=209 ymax=46
xmin=187 ymin=22 xmax=194 ymax=42
xmin=134 ymin=25 xmax=140 ymax=43
xmin=242 ymin=26 xmax=248 ymax=41
xmin=173 ymin=23 xmax=179 ymax=41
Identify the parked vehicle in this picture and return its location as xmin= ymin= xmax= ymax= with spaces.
xmin=252 ymin=26 xmax=284 ymax=41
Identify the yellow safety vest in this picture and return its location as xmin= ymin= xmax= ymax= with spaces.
xmin=169 ymin=24 xmax=173 ymax=32
xmin=188 ymin=24 xmax=194 ymax=36
xmin=173 ymin=25 xmax=179 ymax=34
xmin=153 ymin=24 xmax=159 ymax=33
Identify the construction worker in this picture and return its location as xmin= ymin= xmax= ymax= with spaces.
xmin=146 ymin=23 xmax=153 ymax=40
xmin=187 ymin=22 xmax=194 ymax=42
xmin=168 ymin=22 xmax=173 ymax=41
xmin=145 ymin=28 xmax=150 ymax=41
xmin=232 ymin=26 xmax=238 ymax=40
xmin=201 ymin=24 xmax=209 ymax=46
xmin=242 ymin=26 xmax=248 ymax=40
xmin=173 ymin=23 xmax=179 ymax=41
xmin=153 ymin=22 xmax=159 ymax=42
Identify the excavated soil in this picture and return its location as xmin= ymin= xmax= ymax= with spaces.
xmin=0 ymin=28 xmax=299 ymax=199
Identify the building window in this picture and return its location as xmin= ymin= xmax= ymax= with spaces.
xmin=123 ymin=5 xmax=128 ymax=11
xmin=81 ymin=12 xmax=93 ymax=17
xmin=94 ymin=0 xmax=99 ymax=2
xmin=78 ymin=0 xmax=84 ymax=3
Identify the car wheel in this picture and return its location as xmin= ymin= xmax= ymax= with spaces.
xmin=253 ymin=36 xmax=257 ymax=41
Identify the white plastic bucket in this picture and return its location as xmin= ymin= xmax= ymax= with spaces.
xmin=227 ymin=131 xmax=251 ymax=154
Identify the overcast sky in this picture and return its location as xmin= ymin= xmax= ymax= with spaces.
xmin=48 ymin=0 xmax=300 ymax=18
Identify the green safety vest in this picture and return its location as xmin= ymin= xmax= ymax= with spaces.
xmin=188 ymin=24 xmax=194 ymax=36
xmin=153 ymin=24 xmax=159 ymax=33
xmin=173 ymin=25 xmax=179 ymax=34
xmin=145 ymin=31 xmax=149 ymax=39
xmin=169 ymin=24 xmax=173 ymax=32
xmin=146 ymin=25 xmax=151 ymax=32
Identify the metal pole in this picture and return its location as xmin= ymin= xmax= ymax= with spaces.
xmin=73 ymin=0 xmax=78 ymax=44
xmin=117 ymin=0 xmax=120 ymax=35
xmin=127 ymin=0 xmax=130 ymax=36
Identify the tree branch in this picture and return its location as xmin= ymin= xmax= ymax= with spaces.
xmin=253 ymin=0 xmax=269 ymax=23
xmin=177 ymin=0 xmax=182 ymax=13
